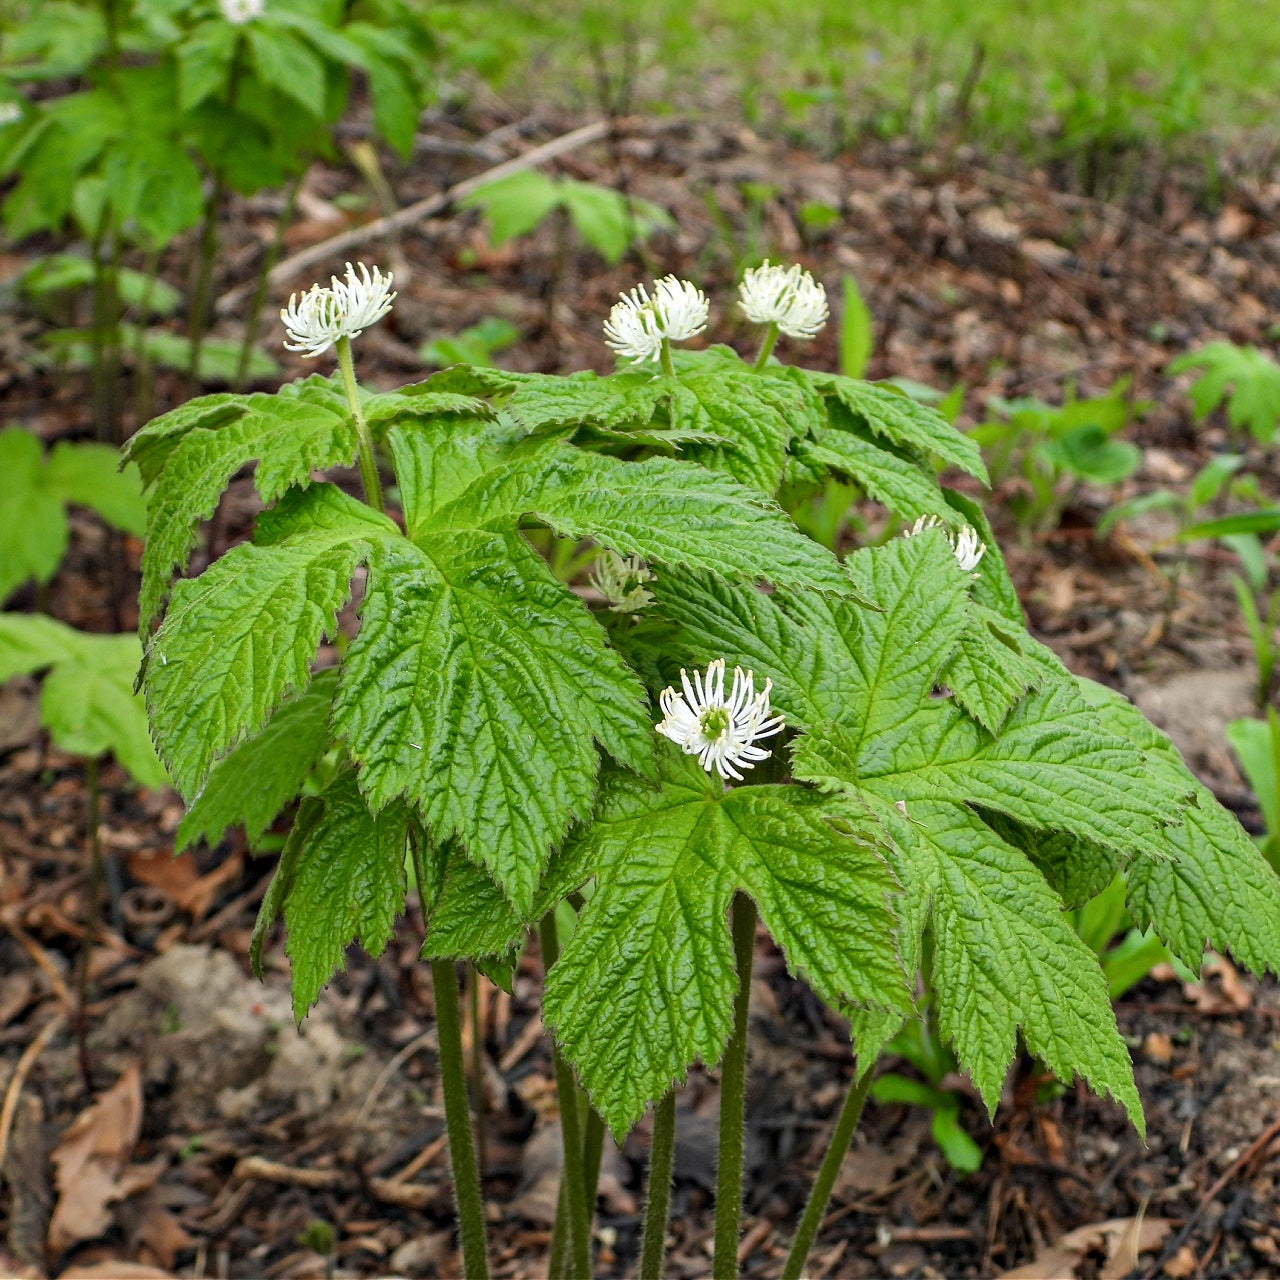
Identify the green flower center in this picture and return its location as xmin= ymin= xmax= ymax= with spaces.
xmin=699 ymin=707 xmax=731 ymax=740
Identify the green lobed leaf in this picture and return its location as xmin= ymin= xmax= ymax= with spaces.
xmin=272 ymin=769 xmax=411 ymax=1019
xmin=146 ymin=486 xmax=392 ymax=798
xmin=432 ymin=442 xmax=850 ymax=595
xmin=1080 ymin=679 xmax=1280 ymax=975
xmin=794 ymin=425 xmax=956 ymax=522
xmin=543 ymin=750 xmax=906 ymax=1136
xmin=176 ymin=668 xmax=339 ymax=851
xmin=44 ymin=441 xmax=148 ymax=537
xmin=0 ymin=427 xmax=70 ymax=602
xmin=500 ymin=370 xmax=669 ymax=434
xmin=0 ymin=614 xmax=166 ymax=788
xmin=669 ymin=359 xmax=815 ymax=493
xmin=333 ymin=531 xmax=652 ymax=914
xmin=806 ymin=373 xmax=988 ymax=482
xmin=873 ymin=800 xmax=1142 ymax=1128
xmin=137 ymin=392 xmax=358 ymax=628
xmin=941 ymin=602 xmax=1042 ymax=733
xmin=120 ymin=393 xmax=247 ymax=484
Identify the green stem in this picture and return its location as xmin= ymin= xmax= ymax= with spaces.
xmin=430 ymin=958 xmax=490 ymax=1280
xmin=336 ymin=335 xmax=384 ymax=513
xmin=638 ymin=1089 xmax=676 ymax=1280
xmin=236 ymin=169 xmax=304 ymax=390
xmin=581 ymin=1104 xmax=605 ymax=1221
xmin=132 ymin=246 xmax=162 ymax=426
xmin=469 ymin=968 xmax=486 ymax=1178
xmin=539 ymin=912 xmax=592 ymax=1280
xmin=89 ymin=219 xmax=123 ymax=443
xmin=713 ymin=893 xmax=757 ymax=1280
xmin=186 ymin=175 xmax=226 ymax=388
xmin=780 ymin=1066 xmax=875 ymax=1280
xmin=659 ymin=337 xmax=676 ymax=378
xmin=752 ymin=322 xmax=779 ymax=371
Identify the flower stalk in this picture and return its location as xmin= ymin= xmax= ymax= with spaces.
xmin=639 ymin=1089 xmax=676 ymax=1280
xmin=336 ymin=335 xmax=384 ymax=514
xmin=713 ymin=892 xmax=757 ymax=1280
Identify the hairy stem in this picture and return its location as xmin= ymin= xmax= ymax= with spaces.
xmin=659 ymin=336 xmax=676 ymax=378
xmin=638 ymin=1089 xmax=676 ymax=1280
xmin=752 ymin=322 xmax=779 ymax=371
xmin=430 ymin=958 xmax=490 ymax=1280
xmin=469 ymin=968 xmax=486 ymax=1178
xmin=713 ymin=892 xmax=757 ymax=1279
xmin=336 ymin=335 xmax=384 ymax=513
xmin=780 ymin=1065 xmax=875 ymax=1280
xmin=540 ymin=912 xmax=592 ymax=1280
xmin=581 ymin=1104 xmax=605 ymax=1220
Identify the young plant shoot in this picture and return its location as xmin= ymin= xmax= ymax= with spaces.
xmin=133 ymin=261 xmax=1280 ymax=1280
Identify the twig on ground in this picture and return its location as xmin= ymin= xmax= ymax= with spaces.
xmin=0 ymin=1013 xmax=66 ymax=1175
xmin=214 ymin=120 xmax=613 ymax=316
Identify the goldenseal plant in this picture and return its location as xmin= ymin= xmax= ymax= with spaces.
xmin=130 ymin=263 xmax=1280 ymax=1280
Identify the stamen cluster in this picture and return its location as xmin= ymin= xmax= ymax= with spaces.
xmin=738 ymin=260 xmax=828 ymax=340
xmin=589 ymin=552 xmax=655 ymax=614
xmin=220 ymin=0 xmax=264 ymax=23
xmin=904 ymin=515 xmax=986 ymax=573
xmin=656 ymin=659 xmax=784 ymax=781
xmin=281 ymin=261 xmax=396 ymax=358
xmin=603 ymin=276 xmax=709 ymax=364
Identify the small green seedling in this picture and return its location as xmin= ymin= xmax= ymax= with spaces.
xmin=1227 ymin=709 xmax=1280 ymax=874
xmin=0 ymin=613 xmax=167 ymax=790
xmin=972 ymin=379 xmax=1145 ymax=533
xmin=0 ymin=425 xmax=147 ymax=605
xmin=1168 ymin=342 xmax=1280 ymax=445
xmin=463 ymin=171 xmax=674 ymax=265
xmin=420 ymin=318 xmax=520 ymax=370
xmin=1098 ymin=452 xmax=1246 ymax=542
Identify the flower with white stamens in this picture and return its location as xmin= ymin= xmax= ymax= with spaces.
xmin=656 ymin=659 xmax=784 ymax=781
xmin=220 ymin=0 xmax=264 ymax=23
xmin=281 ymin=261 xmax=395 ymax=358
xmin=603 ymin=275 xmax=709 ymax=364
xmin=0 ymin=102 xmax=22 ymax=127
xmin=738 ymin=260 xmax=828 ymax=341
xmin=589 ymin=551 xmax=654 ymax=614
xmin=903 ymin=514 xmax=986 ymax=574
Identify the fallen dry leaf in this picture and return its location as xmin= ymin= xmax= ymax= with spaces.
xmin=47 ymin=1062 xmax=164 ymax=1255
xmin=1162 ymin=1245 xmax=1199 ymax=1278
xmin=999 ymin=1216 xmax=1175 ymax=1279
xmin=125 ymin=848 xmax=243 ymax=921
xmin=60 ymin=1264 xmax=175 ymax=1278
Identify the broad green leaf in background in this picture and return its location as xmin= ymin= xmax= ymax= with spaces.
xmin=0 ymin=427 xmax=147 ymax=603
xmin=1169 ymin=342 xmax=1280 ymax=443
xmin=543 ymin=751 xmax=906 ymax=1136
xmin=838 ymin=273 xmax=873 ymax=379
xmin=0 ymin=613 xmax=167 ymax=788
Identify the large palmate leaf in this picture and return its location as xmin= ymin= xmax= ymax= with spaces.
xmin=940 ymin=603 xmax=1042 ymax=733
xmin=333 ymin=531 xmax=651 ymax=914
xmin=870 ymin=800 xmax=1142 ymax=1127
xmin=133 ymin=386 xmax=359 ymax=627
xmin=667 ymin=356 xmax=820 ymax=493
xmin=1081 ymin=680 xmax=1280 ymax=976
xmin=251 ymin=769 xmax=412 ymax=1019
xmin=655 ymin=528 xmax=972 ymax=730
xmin=146 ymin=486 xmax=393 ymax=797
xmin=472 ymin=368 xmax=669 ymax=434
xmin=429 ymin=441 xmax=850 ymax=595
xmin=804 ymin=372 xmax=988 ymax=482
xmin=543 ymin=751 xmax=906 ymax=1136
xmin=177 ymin=668 xmax=339 ymax=851
xmin=0 ymin=614 xmax=167 ymax=789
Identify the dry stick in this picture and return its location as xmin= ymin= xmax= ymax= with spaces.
xmin=0 ymin=1013 xmax=66 ymax=1175
xmin=214 ymin=120 xmax=611 ymax=315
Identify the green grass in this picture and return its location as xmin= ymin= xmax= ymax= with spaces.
xmin=440 ymin=0 xmax=1280 ymax=166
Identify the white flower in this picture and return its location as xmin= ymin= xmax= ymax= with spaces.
xmin=281 ymin=261 xmax=396 ymax=358
xmin=903 ymin=515 xmax=986 ymax=573
xmin=603 ymin=275 xmax=709 ymax=364
xmin=738 ymin=260 xmax=828 ymax=341
xmin=0 ymin=102 xmax=22 ymax=127
xmin=656 ymin=659 xmax=784 ymax=781
xmin=220 ymin=0 xmax=264 ymax=22
xmin=589 ymin=551 xmax=654 ymax=614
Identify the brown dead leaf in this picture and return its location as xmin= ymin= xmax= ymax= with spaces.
xmin=1000 ymin=1216 xmax=1174 ymax=1279
xmin=60 ymin=1264 xmax=175 ymax=1278
xmin=1162 ymin=1245 xmax=1199 ymax=1278
xmin=48 ymin=1062 xmax=164 ymax=1255
xmin=125 ymin=849 xmax=242 ymax=921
